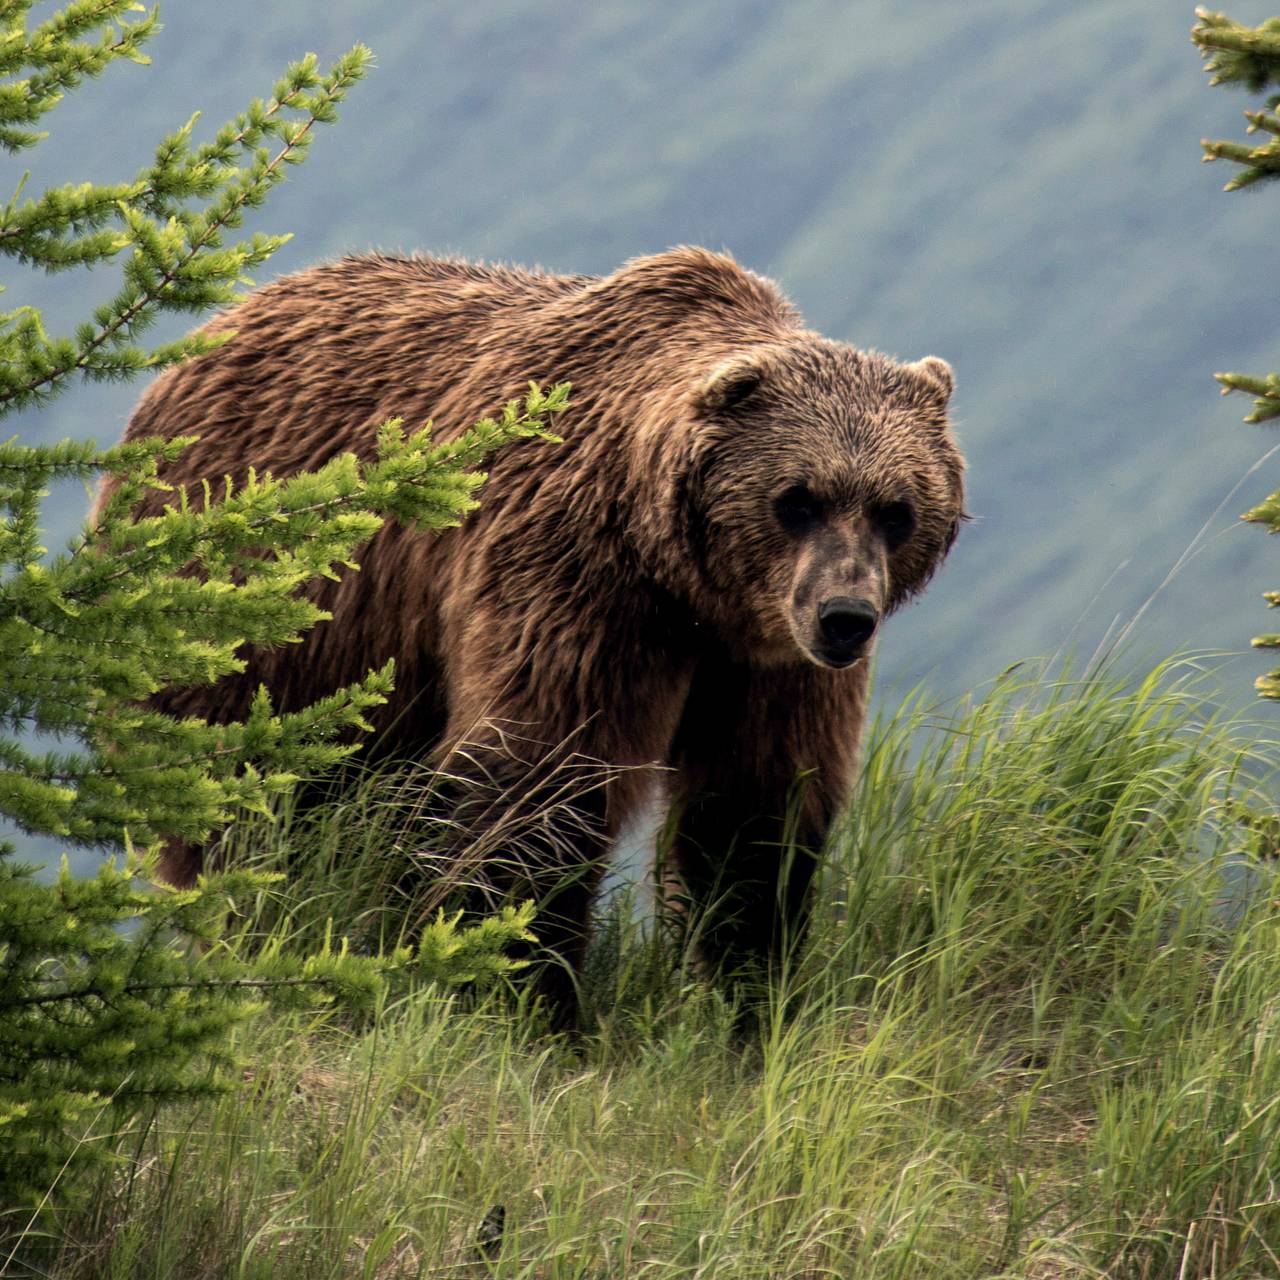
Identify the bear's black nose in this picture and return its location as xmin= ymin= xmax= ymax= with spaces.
xmin=818 ymin=597 xmax=879 ymax=654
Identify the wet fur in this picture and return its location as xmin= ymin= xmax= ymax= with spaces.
xmin=97 ymin=247 xmax=965 ymax=1022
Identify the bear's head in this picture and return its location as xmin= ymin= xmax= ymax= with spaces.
xmin=583 ymin=248 xmax=963 ymax=670
xmin=673 ymin=338 xmax=965 ymax=670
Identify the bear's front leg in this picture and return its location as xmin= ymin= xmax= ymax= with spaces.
xmin=426 ymin=592 xmax=694 ymax=1030
xmin=667 ymin=655 xmax=869 ymax=1011
xmin=422 ymin=717 xmax=614 ymax=1029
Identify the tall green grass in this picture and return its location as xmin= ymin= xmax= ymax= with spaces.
xmin=9 ymin=658 xmax=1280 ymax=1279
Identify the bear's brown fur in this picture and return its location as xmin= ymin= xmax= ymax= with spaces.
xmin=98 ymin=247 xmax=965 ymax=1022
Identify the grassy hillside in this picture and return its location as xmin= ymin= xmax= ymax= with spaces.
xmin=12 ymin=13 xmax=1280 ymax=1274
xmin=9 ymin=660 xmax=1280 ymax=1278
xmin=12 ymin=0 xmax=1280 ymax=713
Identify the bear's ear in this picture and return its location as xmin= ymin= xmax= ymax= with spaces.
xmin=696 ymin=358 xmax=765 ymax=414
xmin=908 ymin=356 xmax=955 ymax=401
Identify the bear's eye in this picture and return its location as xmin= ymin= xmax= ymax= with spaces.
xmin=774 ymin=484 xmax=824 ymax=535
xmin=873 ymin=501 xmax=916 ymax=551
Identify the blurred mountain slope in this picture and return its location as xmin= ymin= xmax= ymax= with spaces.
xmin=11 ymin=0 xmax=1280 ymax=708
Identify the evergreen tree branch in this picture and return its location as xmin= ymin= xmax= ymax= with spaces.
xmin=0 ymin=0 xmax=158 ymax=154
xmin=1196 ymin=9 xmax=1280 ymax=696
xmin=1193 ymin=7 xmax=1280 ymax=90
xmin=1215 ymin=370 xmax=1280 ymax=422
xmin=0 ymin=46 xmax=372 ymax=416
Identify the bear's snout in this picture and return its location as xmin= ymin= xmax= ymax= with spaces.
xmin=814 ymin=596 xmax=879 ymax=668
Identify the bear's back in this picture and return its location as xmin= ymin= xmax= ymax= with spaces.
xmin=114 ymin=254 xmax=595 ymax=498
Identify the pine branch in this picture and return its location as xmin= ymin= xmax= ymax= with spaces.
xmin=0 ymin=46 xmax=373 ymax=416
xmin=0 ymin=385 xmax=563 ymax=851
xmin=0 ymin=0 xmax=158 ymax=154
xmin=1196 ymin=10 xmax=1280 ymax=697
xmin=0 ymin=77 xmax=333 ymax=263
xmin=1192 ymin=7 xmax=1280 ymax=91
xmin=1194 ymin=9 xmax=1280 ymax=187
xmin=1214 ymin=370 xmax=1280 ymax=422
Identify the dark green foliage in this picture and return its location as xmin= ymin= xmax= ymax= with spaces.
xmin=0 ymin=848 xmax=536 ymax=1210
xmin=0 ymin=1 xmax=559 ymax=1211
xmin=1194 ymin=7 xmax=1280 ymax=695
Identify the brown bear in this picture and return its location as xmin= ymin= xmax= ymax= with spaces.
xmin=99 ymin=246 xmax=965 ymax=1023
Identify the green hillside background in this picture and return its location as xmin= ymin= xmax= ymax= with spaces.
xmin=12 ymin=0 xmax=1280 ymax=736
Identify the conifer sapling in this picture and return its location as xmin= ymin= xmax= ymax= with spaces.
xmin=0 ymin=0 xmax=555 ymax=1209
